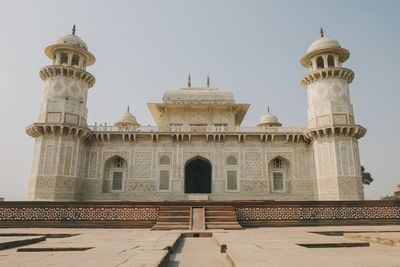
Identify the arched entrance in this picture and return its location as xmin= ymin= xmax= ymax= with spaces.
xmin=185 ymin=157 xmax=211 ymax=194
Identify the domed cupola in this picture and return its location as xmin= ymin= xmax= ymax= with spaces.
xmin=300 ymin=28 xmax=349 ymax=70
xmin=114 ymin=106 xmax=140 ymax=128
xmin=257 ymin=107 xmax=282 ymax=127
xmin=44 ymin=25 xmax=95 ymax=69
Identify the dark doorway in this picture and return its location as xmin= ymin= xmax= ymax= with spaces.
xmin=185 ymin=157 xmax=211 ymax=193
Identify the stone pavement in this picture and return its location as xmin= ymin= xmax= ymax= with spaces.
xmin=167 ymin=237 xmax=229 ymax=267
xmin=0 ymin=228 xmax=181 ymax=267
xmin=344 ymin=231 xmax=400 ymax=247
xmin=214 ymin=225 xmax=400 ymax=267
xmin=0 ymin=226 xmax=399 ymax=266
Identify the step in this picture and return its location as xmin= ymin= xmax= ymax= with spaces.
xmin=152 ymin=225 xmax=190 ymax=230
xmin=206 ymin=222 xmax=242 ymax=229
xmin=154 ymin=221 xmax=190 ymax=225
xmin=206 ymin=224 xmax=242 ymax=230
xmin=158 ymin=211 xmax=190 ymax=216
xmin=151 ymin=220 xmax=190 ymax=230
xmin=205 ymin=211 xmax=236 ymax=216
xmin=206 ymin=221 xmax=242 ymax=225
xmin=159 ymin=206 xmax=191 ymax=211
xmin=205 ymin=206 xmax=236 ymax=211
xmin=158 ymin=216 xmax=190 ymax=222
xmin=205 ymin=216 xmax=238 ymax=222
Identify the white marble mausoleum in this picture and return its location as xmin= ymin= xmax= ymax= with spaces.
xmin=26 ymin=28 xmax=366 ymax=201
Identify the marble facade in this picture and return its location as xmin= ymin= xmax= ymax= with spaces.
xmin=26 ymin=28 xmax=366 ymax=201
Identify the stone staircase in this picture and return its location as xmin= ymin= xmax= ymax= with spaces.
xmin=151 ymin=205 xmax=242 ymax=230
xmin=151 ymin=206 xmax=191 ymax=230
xmin=205 ymin=205 xmax=242 ymax=230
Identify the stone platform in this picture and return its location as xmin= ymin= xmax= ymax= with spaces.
xmin=1 ymin=226 xmax=400 ymax=266
xmin=0 ymin=200 xmax=399 ymax=228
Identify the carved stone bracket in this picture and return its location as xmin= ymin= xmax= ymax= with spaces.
xmin=26 ymin=123 xmax=92 ymax=139
xmin=85 ymin=131 xmax=309 ymax=144
xmin=40 ymin=65 xmax=95 ymax=88
xmin=304 ymin=124 xmax=366 ymax=140
xmin=301 ymin=67 xmax=354 ymax=88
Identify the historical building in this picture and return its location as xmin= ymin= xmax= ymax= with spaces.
xmin=26 ymin=27 xmax=366 ymax=201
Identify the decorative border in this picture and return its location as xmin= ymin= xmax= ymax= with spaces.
xmin=0 ymin=200 xmax=399 ymax=228
xmin=236 ymin=206 xmax=400 ymax=221
xmin=0 ymin=207 xmax=158 ymax=221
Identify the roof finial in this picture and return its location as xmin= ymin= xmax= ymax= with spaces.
xmin=188 ymin=74 xmax=191 ymax=87
xmin=127 ymin=105 xmax=130 ymax=113
xmin=72 ymin=24 xmax=76 ymax=36
xmin=320 ymin=27 xmax=324 ymax=38
xmin=206 ymin=74 xmax=210 ymax=88
xmin=267 ymin=106 xmax=270 ymax=113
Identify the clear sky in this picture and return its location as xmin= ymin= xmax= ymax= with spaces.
xmin=0 ymin=0 xmax=399 ymax=200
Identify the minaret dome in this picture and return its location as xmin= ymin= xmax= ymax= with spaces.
xmin=300 ymin=32 xmax=349 ymax=70
xmin=44 ymin=25 xmax=95 ymax=70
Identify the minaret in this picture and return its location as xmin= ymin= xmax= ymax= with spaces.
xmin=25 ymin=26 xmax=96 ymax=200
xmin=300 ymin=29 xmax=366 ymax=200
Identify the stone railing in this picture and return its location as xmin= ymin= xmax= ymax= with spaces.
xmin=88 ymin=125 xmax=307 ymax=133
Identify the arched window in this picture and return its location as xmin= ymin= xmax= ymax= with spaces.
xmin=269 ymin=157 xmax=289 ymax=192
xmin=71 ymin=54 xmax=79 ymax=68
xmin=327 ymin=55 xmax=334 ymax=67
xmin=316 ymin=57 xmax=324 ymax=69
xmin=160 ymin=155 xmax=170 ymax=165
xmin=226 ymin=156 xmax=238 ymax=165
xmin=272 ymin=158 xmax=282 ymax=168
xmin=113 ymin=157 xmax=124 ymax=168
xmin=103 ymin=156 xmax=127 ymax=192
xmin=60 ymin=53 xmax=68 ymax=66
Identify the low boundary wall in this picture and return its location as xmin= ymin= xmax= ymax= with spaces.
xmin=234 ymin=200 xmax=400 ymax=227
xmin=0 ymin=200 xmax=399 ymax=228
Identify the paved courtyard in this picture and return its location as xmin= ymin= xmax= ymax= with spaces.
xmin=0 ymin=225 xmax=399 ymax=266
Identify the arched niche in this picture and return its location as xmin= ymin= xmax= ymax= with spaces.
xmin=184 ymin=156 xmax=212 ymax=194
xmin=103 ymin=155 xmax=128 ymax=193
xmin=268 ymin=156 xmax=290 ymax=193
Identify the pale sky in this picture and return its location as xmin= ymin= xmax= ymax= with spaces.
xmin=0 ymin=0 xmax=399 ymax=200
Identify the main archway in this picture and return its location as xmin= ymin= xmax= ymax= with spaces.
xmin=185 ymin=157 xmax=211 ymax=194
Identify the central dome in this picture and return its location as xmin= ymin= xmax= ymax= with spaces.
xmin=163 ymin=87 xmax=235 ymax=104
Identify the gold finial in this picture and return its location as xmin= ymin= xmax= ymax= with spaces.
xmin=267 ymin=106 xmax=270 ymax=113
xmin=320 ymin=27 xmax=324 ymax=38
xmin=206 ymin=74 xmax=210 ymax=88
xmin=72 ymin=24 xmax=76 ymax=36
xmin=188 ymin=74 xmax=191 ymax=87
xmin=127 ymin=105 xmax=130 ymax=113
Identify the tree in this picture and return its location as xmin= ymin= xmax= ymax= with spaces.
xmin=380 ymin=195 xmax=395 ymax=200
xmin=361 ymin=166 xmax=373 ymax=185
